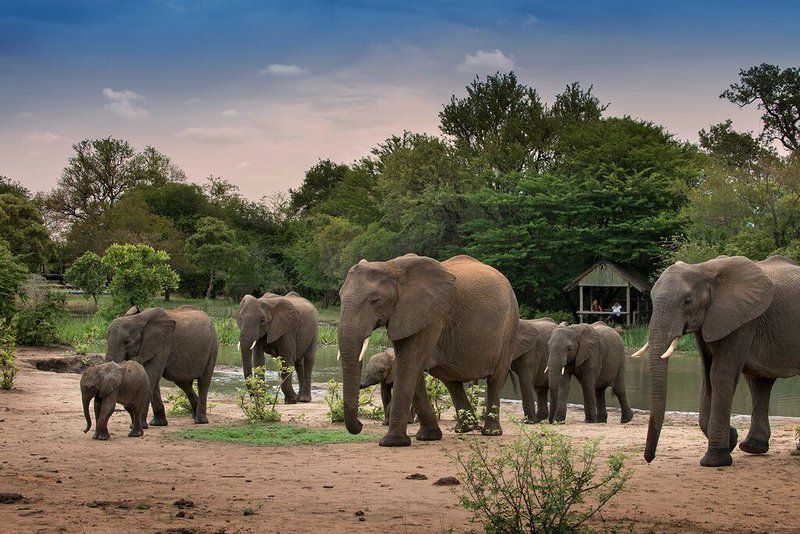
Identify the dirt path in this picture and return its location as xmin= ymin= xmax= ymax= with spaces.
xmin=1 ymin=347 xmax=799 ymax=533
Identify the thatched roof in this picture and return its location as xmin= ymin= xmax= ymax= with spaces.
xmin=563 ymin=260 xmax=651 ymax=293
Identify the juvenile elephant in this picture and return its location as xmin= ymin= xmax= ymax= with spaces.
xmin=237 ymin=292 xmax=318 ymax=403
xmin=512 ymin=318 xmax=558 ymax=424
xmin=547 ymin=322 xmax=633 ymax=424
xmin=81 ymin=361 xmax=150 ymax=440
xmin=338 ymin=254 xmax=519 ymax=446
xmin=359 ymin=348 xmax=416 ymax=425
xmin=635 ymin=255 xmax=800 ymax=467
xmin=105 ymin=305 xmax=218 ymax=427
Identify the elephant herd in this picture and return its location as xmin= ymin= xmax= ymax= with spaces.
xmin=79 ymin=252 xmax=800 ymax=468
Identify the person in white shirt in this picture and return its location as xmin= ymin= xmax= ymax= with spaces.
xmin=611 ymin=301 xmax=623 ymax=324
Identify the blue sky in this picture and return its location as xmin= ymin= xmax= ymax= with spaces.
xmin=1 ymin=1 xmax=798 ymax=198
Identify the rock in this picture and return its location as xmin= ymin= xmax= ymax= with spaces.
xmin=354 ymin=510 xmax=364 ymax=517
xmin=173 ymin=498 xmax=194 ymax=509
xmin=175 ymin=510 xmax=186 ymax=518
xmin=0 ymin=493 xmax=23 ymax=504
xmin=433 ymin=476 xmax=460 ymax=486
xmin=358 ymin=517 xmax=366 ymax=522
xmin=405 ymin=473 xmax=427 ymax=480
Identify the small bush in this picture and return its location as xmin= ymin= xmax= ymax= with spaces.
xmin=167 ymin=385 xmax=217 ymax=415
xmin=318 ymin=325 xmax=338 ymax=346
xmin=453 ymin=428 xmax=631 ymax=533
xmin=236 ymin=359 xmax=292 ymax=422
xmin=214 ymin=317 xmax=239 ymax=345
xmin=426 ymin=374 xmax=453 ymax=420
xmin=456 ymin=382 xmax=487 ymax=431
xmin=14 ymin=278 xmax=67 ymax=346
xmin=0 ymin=244 xmax=28 ymax=321
xmin=0 ymin=320 xmax=17 ymax=390
xmin=324 ymin=379 xmax=385 ymax=423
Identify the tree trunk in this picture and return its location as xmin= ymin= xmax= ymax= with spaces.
xmin=205 ymin=272 xmax=215 ymax=300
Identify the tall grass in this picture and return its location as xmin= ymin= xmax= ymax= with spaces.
xmin=214 ymin=317 xmax=239 ymax=345
xmin=621 ymin=326 xmax=696 ymax=352
xmin=54 ymin=314 xmax=110 ymax=352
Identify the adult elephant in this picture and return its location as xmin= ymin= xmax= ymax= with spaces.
xmin=636 ymin=255 xmax=800 ymax=467
xmin=237 ymin=292 xmax=318 ymax=403
xmin=511 ymin=318 xmax=558 ymax=424
xmin=105 ymin=305 xmax=217 ymax=426
xmin=338 ymin=254 xmax=519 ymax=446
xmin=546 ymin=322 xmax=632 ymax=424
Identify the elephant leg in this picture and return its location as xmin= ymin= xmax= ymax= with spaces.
xmin=93 ymin=396 xmax=102 ymax=437
xmin=739 ymin=375 xmax=775 ymax=455
xmin=379 ymin=328 xmax=440 ymax=447
xmin=413 ymin=375 xmax=442 ymax=441
xmin=512 ymin=358 xmax=537 ymax=424
xmin=698 ymin=350 xmax=738 ymax=463
xmin=95 ymin=395 xmax=116 ymax=440
xmin=534 ymin=387 xmax=549 ymax=423
xmin=581 ymin=380 xmax=598 ymax=423
xmin=298 ymin=345 xmax=315 ymax=402
xmin=175 ymin=380 xmax=199 ymax=420
xmin=126 ymin=404 xmax=143 ymax=438
xmin=143 ymin=364 xmax=167 ymax=426
xmin=149 ymin=384 xmax=168 ymax=426
xmin=482 ymin=370 xmax=506 ymax=436
xmin=444 ymin=380 xmax=477 ymax=433
xmin=595 ymin=388 xmax=608 ymax=423
xmin=280 ymin=361 xmax=299 ymax=404
xmin=700 ymin=356 xmax=744 ymax=467
xmin=193 ymin=354 xmax=215 ymax=424
xmin=613 ymin=371 xmax=633 ymax=423
xmin=380 ymin=382 xmax=392 ymax=425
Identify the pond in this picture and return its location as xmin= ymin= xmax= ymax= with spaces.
xmin=210 ymin=344 xmax=800 ymax=417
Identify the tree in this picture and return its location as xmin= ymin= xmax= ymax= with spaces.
xmin=0 ymin=243 xmax=28 ymax=320
xmin=0 ymin=193 xmax=51 ymax=271
xmin=0 ymin=176 xmax=30 ymax=198
xmin=289 ymin=159 xmax=350 ymax=215
xmin=101 ymin=244 xmax=179 ymax=313
xmin=721 ymin=64 xmax=800 ymax=151
xmin=185 ymin=217 xmax=241 ymax=299
xmin=64 ymin=252 xmax=108 ymax=306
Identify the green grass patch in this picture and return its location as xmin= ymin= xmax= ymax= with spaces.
xmin=176 ymin=423 xmax=375 ymax=446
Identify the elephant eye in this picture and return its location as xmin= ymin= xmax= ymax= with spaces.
xmin=370 ymin=296 xmax=381 ymax=304
xmin=684 ymin=297 xmax=694 ymax=306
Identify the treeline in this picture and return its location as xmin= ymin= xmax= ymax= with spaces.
xmin=1 ymin=64 xmax=799 ymax=314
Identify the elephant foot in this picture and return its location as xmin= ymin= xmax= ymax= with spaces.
xmin=415 ymin=426 xmax=442 ymax=441
xmin=739 ymin=437 xmax=769 ymax=455
xmin=454 ymin=420 xmax=480 ymax=433
xmin=584 ymin=418 xmax=599 ymax=424
xmin=298 ymin=394 xmax=312 ymax=403
xmin=95 ymin=431 xmax=110 ymax=441
xmin=128 ymin=429 xmax=144 ymax=438
xmin=379 ymin=433 xmax=412 ymax=447
xmin=481 ymin=422 xmax=503 ymax=436
xmin=728 ymin=426 xmax=739 ymax=452
xmin=194 ymin=415 xmax=209 ymax=424
xmin=522 ymin=416 xmax=539 ymax=425
xmin=620 ymin=409 xmax=634 ymax=424
xmin=149 ymin=417 xmax=168 ymax=427
xmin=381 ymin=419 xmax=389 ymax=426
xmin=700 ymin=447 xmax=733 ymax=467
xmin=284 ymin=396 xmax=299 ymax=405
xmin=140 ymin=420 xmax=149 ymax=429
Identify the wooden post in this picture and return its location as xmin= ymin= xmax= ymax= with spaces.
xmin=625 ymin=285 xmax=631 ymax=327
xmin=579 ymin=285 xmax=584 ymax=324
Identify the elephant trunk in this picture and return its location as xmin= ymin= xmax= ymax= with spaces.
xmin=644 ymin=308 xmax=682 ymax=463
xmin=82 ymin=387 xmax=93 ymax=433
xmin=547 ymin=361 xmax=565 ymax=422
xmin=239 ymin=330 xmax=258 ymax=379
xmin=339 ymin=305 xmax=371 ymax=435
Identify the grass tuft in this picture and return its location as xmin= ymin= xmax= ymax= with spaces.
xmin=177 ymin=423 xmax=375 ymax=446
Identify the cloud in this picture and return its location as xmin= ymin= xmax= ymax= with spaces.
xmin=175 ymin=126 xmax=243 ymax=144
xmin=221 ymin=109 xmax=240 ymax=117
xmin=258 ymin=63 xmax=309 ymax=76
xmin=522 ymin=14 xmax=539 ymax=26
xmin=102 ymin=87 xmax=149 ymax=119
xmin=458 ymin=49 xmax=514 ymax=73
xmin=22 ymin=131 xmax=64 ymax=143
xmin=182 ymin=97 xmax=202 ymax=105
xmin=234 ymin=161 xmax=252 ymax=171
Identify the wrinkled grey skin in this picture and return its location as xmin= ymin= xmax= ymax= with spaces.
xmin=338 ymin=254 xmax=518 ymax=447
xmin=237 ymin=292 xmax=318 ymax=403
xmin=105 ymin=305 xmax=218 ymax=427
xmin=359 ymin=348 xmax=416 ymax=425
xmin=645 ymin=255 xmax=800 ymax=467
xmin=81 ymin=361 xmax=150 ymax=440
xmin=547 ymin=322 xmax=633 ymax=425
xmin=511 ymin=318 xmax=558 ymax=424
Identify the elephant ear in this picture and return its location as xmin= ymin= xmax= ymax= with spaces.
xmin=701 ymin=256 xmax=774 ymax=343
xmin=264 ymin=298 xmax=299 ymax=344
xmin=98 ymin=363 xmax=123 ymax=397
xmin=575 ymin=324 xmax=601 ymax=368
xmin=136 ymin=308 xmax=176 ymax=364
xmin=386 ymin=254 xmax=457 ymax=341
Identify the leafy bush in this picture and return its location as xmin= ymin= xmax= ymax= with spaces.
xmin=13 ymin=281 xmax=67 ymax=346
xmin=0 ymin=244 xmax=28 ymax=320
xmin=64 ymin=252 xmax=108 ymax=307
xmin=324 ymin=379 xmax=385 ymax=423
xmin=236 ymin=359 xmax=293 ymax=422
xmin=0 ymin=320 xmax=16 ymax=389
xmin=214 ymin=317 xmax=239 ymax=345
xmin=101 ymin=243 xmax=179 ymax=315
xmin=456 ymin=382 xmax=487 ymax=431
xmin=426 ymin=374 xmax=453 ymax=420
xmin=167 ymin=385 xmax=218 ymax=415
xmin=453 ymin=428 xmax=632 ymax=533
xmin=318 ymin=325 xmax=338 ymax=346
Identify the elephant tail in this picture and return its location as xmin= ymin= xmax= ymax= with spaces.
xmin=82 ymin=388 xmax=93 ymax=433
xmin=506 ymin=370 xmax=519 ymax=395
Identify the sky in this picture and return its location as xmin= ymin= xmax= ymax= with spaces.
xmin=1 ymin=1 xmax=798 ymax=199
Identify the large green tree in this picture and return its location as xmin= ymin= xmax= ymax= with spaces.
xmin=0 ymin=193 xmax=50 ymax=271
xmin=185 ymin=217 xmax=242 ymax=299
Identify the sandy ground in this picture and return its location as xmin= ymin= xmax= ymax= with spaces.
xmin=1 ymin=347 xmax=800 ymax=533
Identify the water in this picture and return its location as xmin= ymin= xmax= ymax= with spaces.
xmin=210 ymin=344 xmax=800 ymax=417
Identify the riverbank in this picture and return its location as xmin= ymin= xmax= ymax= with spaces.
xmin=2 ymin=346 xmax=799 ymax=533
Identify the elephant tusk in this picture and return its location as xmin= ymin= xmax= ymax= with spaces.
xmin=660 ymin=338 xmax=680 ymax=359
xmin=250 ymin=340 xmax=257 ymax=350
xmin=237 ymin=341 xmax=240 ymax=351
xmin=543 ymin=366 xmax=548 ymax=373
xmin=358 ymin=338 xmax=370 ymax=362
xmin=336 ymin=350 xmax=340 ymax=361
xmin=561 ymin=367 xmax=565 ymax=375
xmin=630 ymin=342 xmax=649 ymax=358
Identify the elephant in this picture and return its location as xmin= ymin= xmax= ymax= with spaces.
xmin=547 ymin=322 xmax=633 ymax=424
xmin=80 ymin=360 xmax=150 ymax=440
xmin=338 ymin=253 xmax=519 ymax=447
xmin=105 ymin=305 xmax=218 ymax=427
xmin=237 ymin=292 xmax=318 ymax=403
xmin=359 ymin=348 xmax=417 ymax=425
xmin=511 ymin=318 xmax=558 ymax=424
xmin=635 ymin=255 xmax=800 ymax=467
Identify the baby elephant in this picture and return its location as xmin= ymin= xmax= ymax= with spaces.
xmin=547 ymin=322 xmax=633 ymax=424
xmin=81 ymin=361 xmax=150 ymax=440
xmin=360 ymin=348 xmax=416 ymax=425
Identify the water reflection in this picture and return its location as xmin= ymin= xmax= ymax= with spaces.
xmin=210 ymin=344 xmax=800 ymax=417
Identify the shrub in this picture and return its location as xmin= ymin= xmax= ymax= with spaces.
xmin=0 ymin=245 xmax=28 ymax=320
xmin=64 ymin=252 xmax=108 ymax=307
xmin=55 ymin=314 xmax=109 ymax=352
xmin=456 ymin=382 xmax=487 ymax=431
xmin=0 ymin=320 xmax=16 ymax=389
xmin=236 ymin=358 xmax=293 ymax=422
xmin=453 ymin=428 xmax=631 ymax=533
xmin=13 ymin=280 xmax=67 ymax=346
xmin=324 ymin=379 xmax=385 ymax=423
xmin=101 ymin=243 xmax=179 ymax=315
xmin=214 ymin=317 xmax=239 ymax=345
xmin=166 ymin=385 xmax=218 ymax=415
xmin=426 ymin=374 xmax=453 ymax=420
